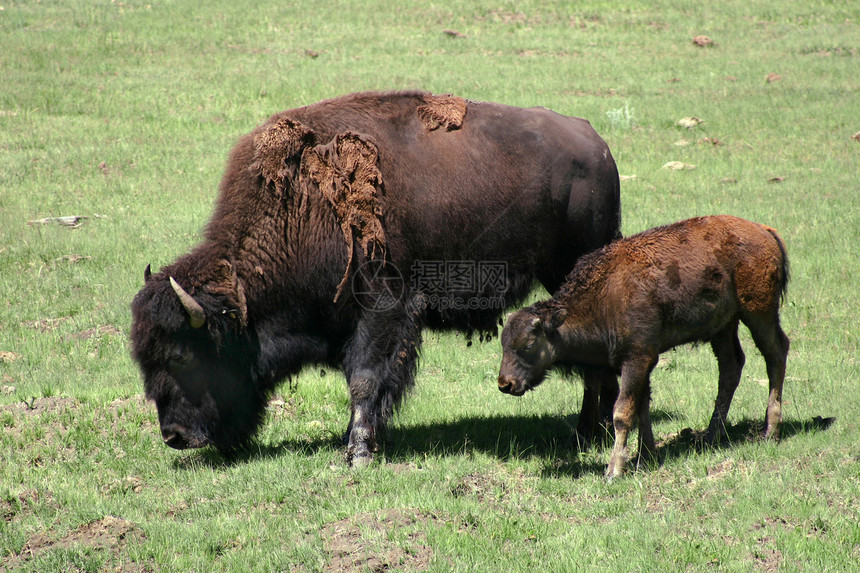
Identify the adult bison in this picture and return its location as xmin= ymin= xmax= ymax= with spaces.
xmin=130 ymin=90 xmax=621 ymax=465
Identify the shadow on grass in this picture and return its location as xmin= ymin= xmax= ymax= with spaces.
xmin=174 ymin=412 xmax=835 ymax=477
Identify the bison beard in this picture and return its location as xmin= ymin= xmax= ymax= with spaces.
xmin=130 ymin=90 xmax=622 ymax=464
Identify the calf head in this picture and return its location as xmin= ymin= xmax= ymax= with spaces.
xmin=131 ymin=262 xmax=264 ymax=453
xmin=497 ymin=307 xmax=567 ymax=395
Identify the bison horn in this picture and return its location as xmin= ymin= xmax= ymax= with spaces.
xmin=169 ymin=277 xmax=206 ymax=328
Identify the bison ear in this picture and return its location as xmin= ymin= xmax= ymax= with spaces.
xmin=253 ymin=116 xmax=316 ymax=187
xmin=545 ymin=309 xmax=568 ymax=331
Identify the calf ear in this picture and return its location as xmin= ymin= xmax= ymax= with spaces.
xmin=545 ymin=309 xmax=568 ymax=331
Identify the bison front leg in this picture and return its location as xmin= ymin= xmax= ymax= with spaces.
xmin=343 ymin=370 xmax=382 ymax=466
xmin=743 ymin=313 xmax=789 ymax=441
xmin=606 ymin=354 xmax=657 ymax=481
xmin=342 ymin=297 xmax=425 ymax=467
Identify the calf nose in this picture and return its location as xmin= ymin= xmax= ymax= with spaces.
xmin=161 ymin=424 xmax=190 ymax=450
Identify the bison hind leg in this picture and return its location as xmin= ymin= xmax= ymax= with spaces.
xmin=636 ymin=383 xmax=657 ymax=465
xmin=705 ymin=318 xmax=745 ymax=444
xmin=742 ymin=311 xmax=789 ymax=441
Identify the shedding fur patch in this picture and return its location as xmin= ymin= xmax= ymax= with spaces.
xmin=300 ymin=132 xmax=387 ymax=301
xmin=253 ymin=117 xmax=316 ymax=189
xmin=417 ymin=94 xmax=467 ymax=131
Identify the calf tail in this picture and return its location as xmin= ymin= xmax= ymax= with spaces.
xmin=762 ymin=225 xmax=790 ymax=303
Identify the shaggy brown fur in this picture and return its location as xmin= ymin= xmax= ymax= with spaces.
xmin=417 ymin=94 xmax=467 ymax=131
xmin=299 ymin=132 xmax=387 ymax=300
xmin=253 ymin=117 xmax=316 ymax=190
xmin=498 ymin=215 xmax=790 ymax=480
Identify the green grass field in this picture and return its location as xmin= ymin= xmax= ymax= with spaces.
xmin=2 ymin=1 xmax=859 ymax=571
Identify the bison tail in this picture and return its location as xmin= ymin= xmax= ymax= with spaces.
xmin=763 ymin=225 xmax=790 ymax=303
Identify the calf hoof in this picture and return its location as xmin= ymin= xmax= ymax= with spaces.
xmin=763 ymin=426 xmax=780 ymax=441
xmin=604 ymin=466 xmax=624 ymax=483
xmin=605 ymin=452 xmax=628 ymax=481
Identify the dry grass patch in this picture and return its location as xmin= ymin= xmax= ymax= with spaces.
xmin=1 ymin=515 xmax=148 ymax=572
xmin=318 ymin=508 xmax=442 ymax=572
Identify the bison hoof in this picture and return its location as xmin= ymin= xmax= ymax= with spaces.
xmin=346 ymin=447 xmax=373 ymax=468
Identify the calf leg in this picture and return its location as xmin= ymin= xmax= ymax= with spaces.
xmin=599 ymin=372 xmax=620 ymax=439
xmin=576 ymin=367 xmax=618 ymax=447
xmin=636 ymin=383 xmax=656 ymax=463
xmin=342 ymin=296 xmax=425 ymax=466
xmin=706 ymin=319 xmax=745 ymax=444
xmin=744 ymin=313 xmax=789 ymax=440
xmin=606 ymin=354 xmax=657 ymax=480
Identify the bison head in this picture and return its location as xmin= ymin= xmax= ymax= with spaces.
xmin=130 ymin=261 xmax=264 ymax=452
xmin=497 ymin=307 xmax=567 ymax=396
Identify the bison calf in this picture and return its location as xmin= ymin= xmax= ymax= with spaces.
xmin=497 ymin=215 xmax=790 ymax=479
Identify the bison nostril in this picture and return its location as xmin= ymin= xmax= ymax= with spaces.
xmin=498 ymin=376 xmax=513 ymax=394
xmin=162 ymin=424 xmax=189 ymax=450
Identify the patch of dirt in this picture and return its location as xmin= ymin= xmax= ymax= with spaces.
xmin=2 ymin=489 xmax=60 ymax=523
xmin=20 ymin=317 xmax=71 ymax=331
xmin=66 ymin=324 xmax=122 ymax=341
xmin=0 ymin=351 xmax=20 ymax=363
xmin=2 ymin=516 xmax=146 ymax=571
xmin=266 ymin=396 xmax=298 ymax=420
xmin=101 ymin=476 xmax=145 ymax=496
xmin=450 ymin=471 xmax=508 ymax=504
xmin=0 ymin=396 xmax=78 ymax=418
xmin=752 ymin=542 xmax=783 ymax=572
xmin=706 ymin=458 xmax=736 ymax=479
xmin=55 ymin=254 xmax=93 ymax=264
xmin=750 ymin=517 xmax=792 ymax=572
xmin=477 ymin=9 xmax=534 ymax=26
xmin=319 ymin=509 xmax=440 ymax=572
xmin=1 ymin=395 xmax=155 ymax=461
